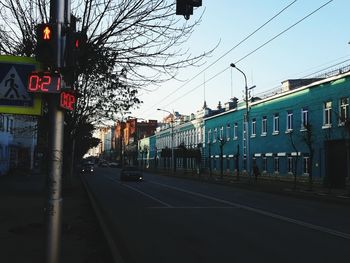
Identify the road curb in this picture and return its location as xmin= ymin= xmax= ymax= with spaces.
xmin=80 ymin=176 xmax=125 ymax=263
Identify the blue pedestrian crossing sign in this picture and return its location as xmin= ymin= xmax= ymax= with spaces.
xmin=0 ymin=56 xmax=42 ymax=115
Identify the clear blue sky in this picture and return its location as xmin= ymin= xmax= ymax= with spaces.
xmin=132 ymin=0 xmax=350 ymax=121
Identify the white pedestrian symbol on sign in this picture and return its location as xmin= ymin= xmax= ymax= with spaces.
xmin=5 ymin=73 xmax=21 ymax=98
xmin=0 ymin=66 xmax=30 ymax=101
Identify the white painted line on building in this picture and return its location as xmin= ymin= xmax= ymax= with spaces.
xmin=149 ymin=181 xmax=350 ymax=240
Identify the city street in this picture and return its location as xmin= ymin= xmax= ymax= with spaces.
xmin=84 ymin=167 xmax=350 ymax=263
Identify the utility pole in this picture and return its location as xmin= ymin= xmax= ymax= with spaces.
xmin=157 ymin=108 xmax=176 ymax=173
xmin=45 ymin=1 xmax=67 ymax=263
xmin=230 ymin=63 xmax=251 ymax=180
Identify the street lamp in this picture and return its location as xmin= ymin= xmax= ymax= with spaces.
xmin=230 ymin=63 xmax=251 ymax=179
xmin=157 ymin=108 xmax=175 ymax=172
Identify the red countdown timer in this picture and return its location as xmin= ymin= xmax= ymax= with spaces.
xmin=28 ymin=71 xmax=61 ymax=93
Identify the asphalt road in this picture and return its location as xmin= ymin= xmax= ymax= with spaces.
xmin=84 ymin=167 xmax=350 ymax=263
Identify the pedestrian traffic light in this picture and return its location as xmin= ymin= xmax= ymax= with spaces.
xmin=35 ymin=23 xmax=56 ymax=65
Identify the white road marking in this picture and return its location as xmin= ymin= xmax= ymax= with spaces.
xmin=105 ymin=176 xmax=173 ymax=208
xmin=149 ymin=181 xmax=350 ymax=240
xmin=147 ymin=206 xmax=239 ymax=209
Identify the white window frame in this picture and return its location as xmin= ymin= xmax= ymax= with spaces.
xmin=263 ymin=157 xmax=267 ymax=172
xmin=213 ymin=128 xmax=217 ymax=143
xmin=274 ymin=157 xmax=279 ymax=172
xmin=226 ymin=123 xmax=231 ymax=141
xmin=301 ymin=108 xmax=308 ymax=130
xmin=251 ymin=118 xmax=256 ymax=137
xmin=303 ymin=157 xmax=310 ymax=174
xmin=220 ymin=126 xmax=224 ymax=140
xmin=286 ymin=111 xmax=293 ymax=132
xmin=323 ymin=101 xmax=332 ymax=128
xmin=273 ymin=114 xmax=279 ymax=134
xmin=287 ymin=157 xmax=294 ymax=173
xmin=261 ymin=116 xmax=267 ymax=135
xmin=207 ymin=129 xmax=211 ymax=143
xmin=233 ymin=123 xmax=238 ymax=140
xmin=339 ymin=97 xmax=349 ymax=125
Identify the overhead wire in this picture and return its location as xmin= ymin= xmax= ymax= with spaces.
xmin=141 ymin=0 xmax=299 ymax=115
xmin=156 ymin=0 xmax=334 ymax=111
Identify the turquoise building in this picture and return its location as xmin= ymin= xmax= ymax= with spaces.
xmin=137 ymin=68 xmax=350 ymax=187
xmin=204 ymin=70 xmax=350 ymax=187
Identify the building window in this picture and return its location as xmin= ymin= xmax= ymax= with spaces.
xmin=251 ymin=118 xmax=256 ymax=137
xmin=207 ymin=129 xmax=211 ymax=143
xmin=6 ymin=116 xmax=9 ymax=133
xmin=233 ymin=123 xmax=238 ymax=139
xmin=273 ymin=114 xmax=279 ymax=134
xmin=226 ymin=124 xmax=231 ymax=141
xmin=339 ymin=97 xmax=349 ymax=124
xmin=213 ymin=128 xmax=217 ymax=142
xmin=0 ymin=115 xmax=3 ymax=131
xmin=226 ymin=158 xmax=230 ymax=170
xmin=286 ymin=111 xmax=293 ymax=132
xmin=263 ymin=157 xmax=267 ymax=171
xmin=301 ymin=108 xmax=308 ymax=130
xmin=220 ymin=126 xmax=224 ymax=140
xmin=288 ymin=157 xmax=294 ymax=173
xmin=303 ymin=157 xmax=310 ymax=174
xmin=261 ymin=116 xmax=267 ymax=135
xmin=274 ymin=157 xmax=279 ymax=172
xmin=323 ymin=101 xmax=332 ymax=127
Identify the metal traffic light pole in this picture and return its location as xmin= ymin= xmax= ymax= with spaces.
xmin=45 ymin=0 xmax=68 ymax=262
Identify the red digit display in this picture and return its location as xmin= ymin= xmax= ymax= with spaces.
xmin=41 ymin=75 xmax=51 ymax=92
xmin=28 ymin=75 xmax=40 ymax=92
xmin=27 ymin=72 xmax=61 ymax=93
xmin=60 ymin=92 xmax=76 ymax=111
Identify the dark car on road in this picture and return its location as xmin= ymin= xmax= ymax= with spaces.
xmin=109 ymin=162 xmax=121 ymax=168
xmin=120 ymin=166 xmax=143 ymax=181
xmin=80 ymin=164 xmax=95 ymax=175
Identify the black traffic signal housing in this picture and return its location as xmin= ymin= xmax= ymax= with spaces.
xmin=73 ymin=31 xmax=88 ymax=66
xmin=64 ymin=29 xmax=88 ymax=86
xmin=35 ymin=23 xmax=56 ymax=66
xmin=65 ymin=30 xmax=87 ymax=67
xmin=176 ymin=0 xmax=202 ymax=20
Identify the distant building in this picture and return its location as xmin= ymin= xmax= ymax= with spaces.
xmin=113 ymin=118 xmax=157 ymax=165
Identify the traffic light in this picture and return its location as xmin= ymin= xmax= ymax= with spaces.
xmin=192 ymin=0 xmax=202 ymax=7
xmin=64 ymin=29 xmax=88 ymax=86
xmin=35 ymin=23 xmax=56 ymax=65
xmin=74 ymin=31 xmax=88 ymax=65
xmin=176 ymin=0 xmax=202 ymax=20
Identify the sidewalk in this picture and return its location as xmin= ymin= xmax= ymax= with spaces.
xmin=155 ymin=169 xmax=350 ymax=205
xmin=0 ymin=173 xmax=112 ymax=263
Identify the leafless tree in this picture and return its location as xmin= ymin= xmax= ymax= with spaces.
xmin=0 ymin=0 xmax=213 ymax=123
xmin=0 ymin=0 xmax=214 ymax=158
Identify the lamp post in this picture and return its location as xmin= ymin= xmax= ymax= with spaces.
xmin=230 ymin=63 xmax=251 ymax=179
xmin=157 ymin=108 xmax=175 ymax=173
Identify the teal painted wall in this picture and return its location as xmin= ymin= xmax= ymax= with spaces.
xmin=204 ymin=74 xmax=350 ymax=178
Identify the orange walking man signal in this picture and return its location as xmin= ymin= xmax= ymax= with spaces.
xmin=43 ymin=26 xmax=51 ymax=40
